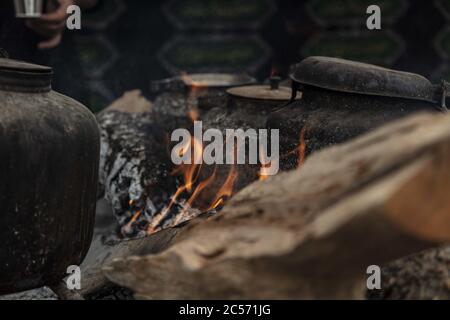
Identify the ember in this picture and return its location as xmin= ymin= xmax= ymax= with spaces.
xmin=297 ymin=127 xmax=306 ymax=169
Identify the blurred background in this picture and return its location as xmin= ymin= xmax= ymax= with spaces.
xmin=2 ymin=0 xmax=450 ymax=112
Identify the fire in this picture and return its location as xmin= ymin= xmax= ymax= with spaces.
xmin=259 ymin=127 xmax=307 ymax=181
xmin=171 ymin=134 xmax=203 ymax=192
xmin=259 ymin=169 xmax=270 ymax=182
xmin=259 ymin=144 xmax=272 ymax=181
xmin=188 ymin=109 xmax=199 ymax=122
xmin=146 ymin=110 xmax=239 ymax=234
xmin=147 ymin=134 xmax=203 ymax=233
xmin=122 ymin=208 xmax=143 ymax=235
xmin=187 ymin=167 xmax=217 ymax=208
xmin=180 ymin=71 xmax=201 ymax=89
xmin=298 ymin=127 xmax=306 ymax=169
xmin=210 ymin=165 xmax=238 ymax=209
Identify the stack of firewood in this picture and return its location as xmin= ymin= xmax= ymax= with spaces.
xmin=4 ymin=90 xmax=448 ymax=300
xmin=54 ymin=91 xmax=449 ymax=300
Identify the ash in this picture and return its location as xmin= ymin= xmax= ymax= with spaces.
xmin=97 ymin=106 xmax=193 ymax=238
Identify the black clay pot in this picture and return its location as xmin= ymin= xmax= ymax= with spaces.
xmin=0 ymin=58 xmax=100 ymax=294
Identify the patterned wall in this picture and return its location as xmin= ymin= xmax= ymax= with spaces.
xmin=39 ymin=0 xmax=450 ymax=112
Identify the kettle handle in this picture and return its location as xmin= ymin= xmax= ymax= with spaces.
xmin=282 ymin=81 xmax=302 ymax=107
xmin=440 ymin=80 xmax=450 ymax=112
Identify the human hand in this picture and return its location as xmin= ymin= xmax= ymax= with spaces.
xmin=25 ymin=0 xmax=75 ymax=50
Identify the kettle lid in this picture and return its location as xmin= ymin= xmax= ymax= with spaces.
xmin=0 ymin=58 xmax=53 ymax=93
xmin=182 ymin=73 xmax=256 ymax=88
xmin=227 ymin=85 xmax=298 ymax=101
xmin=290 ymin=56 xmax=437 ymax=103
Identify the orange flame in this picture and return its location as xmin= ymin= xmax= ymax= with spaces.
xmin=187 ymin=167 xmax=217 ymax=208
xmin=298 ymin=127 xmax=306 ymax=169
xmin=146 ymin=111 xmax=240 ymax=234
xmin=147 ymin=134 xmax=204 ymax=233
xmin=259 ymin=144 xmax=272 ymax=182
xmin=172 ymin=135 xmax=203 ymax=193
xmin=188 ymin=109 xmax=199 ymax=122
xmin=180 ymin=71 xmax=198 ymax=88
xmin=259 ymin=171 xmax=269 ymax=182
xmin=210 ymin=165 xmax=238 ymax=210
xmin=123 ymin=209 xmax=143 ymax=234
xmin=260 ymin=126 xmax=306 ymax=179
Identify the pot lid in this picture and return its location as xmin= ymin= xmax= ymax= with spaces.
xmin=182 ymin=73 xmax=256 ymax=88
xmin=0 ymin=58 xmax=53 ymax=92
xmin=290 ymin=56 xmax=437 ymax=103
xmin=227 ymin=77 xmax=301 ymax=102
xmin=150 ymin=73 xmax=257 ymax=93
xmin=227 ymin=85 xmax=296 ymax=101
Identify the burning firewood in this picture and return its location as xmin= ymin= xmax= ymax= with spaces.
xmin=101 ymin=112 xmax=450 ymax=299
xmin=97 ymin=89 xmax=277 ymax=239
xmin=97 ymin=90 xmax=196 ymax=238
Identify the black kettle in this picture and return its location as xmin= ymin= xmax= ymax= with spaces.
xmin=267 ymin=56 xmax=446 ymax=170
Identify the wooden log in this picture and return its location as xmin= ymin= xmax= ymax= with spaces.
xmin=54 ymin=204 xmax=212 ymax=299
xmin=97 ymin=90 xmax=193 ymax=238
xmin=96 ymin=89 xmax=270 ymax=238
xmin=51 ymin=228 xmax=180 ymax=299
xmin=102 ymin=113 xmax=450 ymax=299
xmin=0 ymin=287 xmax=57 ymax=300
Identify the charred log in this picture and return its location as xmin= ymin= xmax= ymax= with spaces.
xmin=101 ymin=113 xmax=450 ymax=299
xmin=0 ymin=287 xmax=57 ymax=300
xmin=97 ymin=91 xmax=193 ymax=238
xmin=97 ymin=89 xmax=283 ymax=238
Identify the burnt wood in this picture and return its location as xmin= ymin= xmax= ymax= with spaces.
xmin=97 ymin=91 xmax=193 ymax=238
xmin=102 ymin=113 xmax=450 ymax=299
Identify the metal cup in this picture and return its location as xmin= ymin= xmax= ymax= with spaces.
xmin=14 ymin=0 xmax=44 ymax=18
